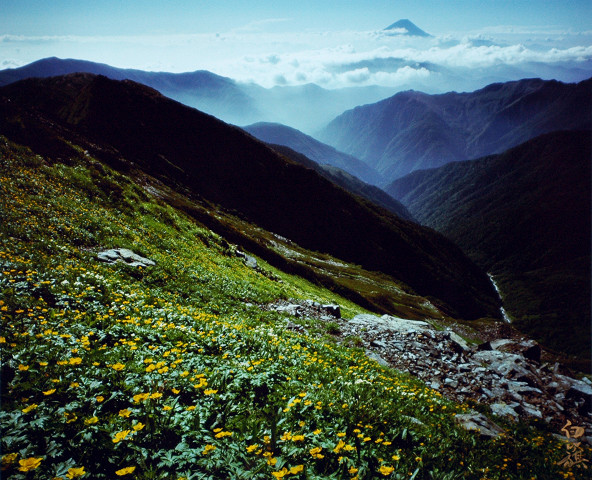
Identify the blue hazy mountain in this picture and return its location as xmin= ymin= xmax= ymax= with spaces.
xmin=244 ymin=122 xmax=384 ymax=186
xmin=384 ymin=19 xmax=432 ymax=37
xmin=320 ymin=77 xmax=592 ymax=183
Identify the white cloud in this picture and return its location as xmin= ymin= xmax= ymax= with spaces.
xmin=1 ymin=27 xmax=590 ymax=89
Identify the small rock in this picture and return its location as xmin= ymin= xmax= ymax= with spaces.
xmin=566 ymin=381 xmax=592 ymax=412
xmin=365 ymin=350 xmax=389 ymax=367
xmin=455 ymin=412 xmax=505 ymax=438
xmin=322 ymin=304 xmax=341 ymax=318
xmin=490 ymin=403 xmax=518 ymax=419
xmin=444 ymin=378 xmax=459 ymax=389
xmin=520 ymin=341 xmax=542 ymax=363
xmin=477 ymin=341 xmax=493 ymax=351
xmin=97 ymin=248 xmax=155 ymax=267
xmin=236 ymin=250 xmax=257 ymax=268
xmin=518 ymin=404 xmax=543 ymax=419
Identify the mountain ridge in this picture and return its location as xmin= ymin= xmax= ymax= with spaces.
xmin=0 ymin=73 xmax=501 ymax=320
xmin=319 ymin=77 xmax=592 ymax=182
xmin=243 ymin=121 xmax=384 ymax=185
xmin=0 ymin=57 xmax=397 ymax=133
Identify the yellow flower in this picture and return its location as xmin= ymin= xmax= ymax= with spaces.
xmin=112 ymin=430 xmax=131 ymax=443
xmin=149 ymin=392 xmax=162 ymax=400
xmin=69 ymin=357 xmax=82 ymax=365
xmin=2 ymin=453 xmax=18 ymax=466
xmin=171 ymin=388 xmax=180 ymax=394
xmin=309 ymin=447 xmax=324 ymax=459
xmin=115 ymin=466 xmax=136 ymax=476
xmin=163 ymin=405 xmax=172 ymax=411
xmin=204 ymin=389 xmax=218 ymax=395
xmin=18 ymin=364 xmax=29 ymax=371
xmin=272 ymin=468 xmax=289 ymax=478
xmin=43 ymin=389 xmax=56 ymax=395
xmin=133 ymin=422 xmax=145 ymax=431
xmin=66 ymin=466 xmax=86 ymax=478
xmin=39 ymin=361 xmax=48 ymax=366
xmin=379 ymin=465 xmax=394 ymax=475
xmin=133 ymin=393 xmax=150 ymax=403
xmin=84 ymin=416 xmax=99 ymax=425
xmin=313 ymin=429 xmax=322 ymax=435
xmin=96 ymin=396 xmax=105 ymax=402
xmin=18 ymin=457 xmax=43 ymax=472
xmin=246 ymin=444 xmax=258 ymax=453
xmin=349 ymin=467 xmax=359 ymax=474
xmin=119 ymin=409 xmax=131 ymax=418
xmin=337 ymin=432 xmax=346 ymax=437
xmin=111 ymin=363 xmax=125 ymax=371
xmin=292 ymin=434 xmax=305 ymax=442
xmin=290 ymin=465 xmax=304 ymax=474
xmin=202 ymin=444 xmax=216 ymax=455
xmin=22 ymin=403 xmax=38 ymax=413
xmin=186 ymin=406 xmax=196 ymax=411
xmin=392 ymin=455 xmax=401 ymax=461
xmin=214 ymin=431 xmax=232 ymax=438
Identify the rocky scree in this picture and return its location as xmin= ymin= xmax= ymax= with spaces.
xmin=265 ymin=299 xmax=592 ymax=442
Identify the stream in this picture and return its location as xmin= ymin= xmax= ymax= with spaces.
xmin=488 ymin=273 xmax=512 ymax=323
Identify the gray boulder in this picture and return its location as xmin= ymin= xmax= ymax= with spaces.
xmin=97 ymin=248 xmax=155 ymax=267
xmin=455 ymin=412 xmax=505 ymax=438
xmin=490 ymin=402 xmax=519 ymax=419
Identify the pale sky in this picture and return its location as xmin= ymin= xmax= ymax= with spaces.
xmin=1 ymin=0 xmax=591 ymax=89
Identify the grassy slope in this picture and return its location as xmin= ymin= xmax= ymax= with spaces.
xmin=0 ymin=138 xmax=587 ymax=480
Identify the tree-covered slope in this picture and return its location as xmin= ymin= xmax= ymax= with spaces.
xmin=387 ymin=130 xmax=591 ymax=362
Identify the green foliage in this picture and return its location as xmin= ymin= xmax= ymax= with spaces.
xmin=0 ymin=138 xmax=587 ymax=479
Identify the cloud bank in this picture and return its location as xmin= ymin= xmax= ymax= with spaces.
xmin=1 ymin=25 xmax=591 ymax=91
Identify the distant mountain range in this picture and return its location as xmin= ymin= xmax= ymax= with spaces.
xmin=0 ymin=73 xmax=501 ymax=320
xmin=388 ymin=130 xmax=591 ymax=364
xmin=0 ymin=57 xmax=395 ymax=133
xmin=320 ymin=77 xmax=592 ymax=183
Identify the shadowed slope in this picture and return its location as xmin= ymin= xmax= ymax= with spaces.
xmin=0 ymin=73 xmax=500 ymax=319
xmin=387 ymin=130 xmax=591 ymax=360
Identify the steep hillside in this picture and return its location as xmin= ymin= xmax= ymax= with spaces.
xmin=0 ymin=73 xmax=500 ymax=320
xmin=387 ymin=130 xmax=591 ymax=363
xmin=320 ymin=77 xmax=592 ymax=182
xmin=1 ymin=136 xmax=586 ymax=479
xmin=266 ymin=144 xmax=414 ymax=221
xmin=244 ymin=122 xmax=384 ymax=186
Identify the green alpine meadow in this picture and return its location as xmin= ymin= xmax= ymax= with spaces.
xmin=1 ymin=136 xmax=589 ymax=480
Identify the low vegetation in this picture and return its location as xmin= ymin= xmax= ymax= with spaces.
xmin=1 ymin=138 xmax=588 ymax=479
